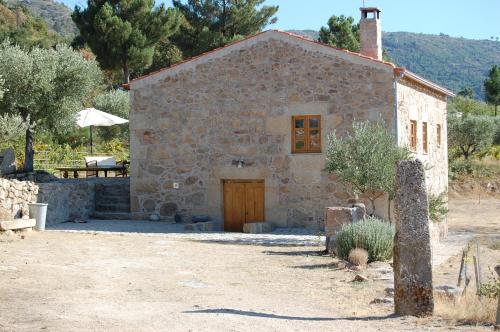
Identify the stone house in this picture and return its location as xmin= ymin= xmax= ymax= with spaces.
xmin=126 ymin=8 xmax=454 ymax=231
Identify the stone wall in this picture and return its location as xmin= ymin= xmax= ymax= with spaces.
xmin=0 ymin=177 xmax=129 ymax=225
xmin=396 ymin=79 xmax=449 ymax=196
xmin=37 ymin=180 xmax=96 ymax=224
xmin=129 ymin=33 xmax=396 ymax=228
xmin=0 ymin=178 xmax=38 ymax=220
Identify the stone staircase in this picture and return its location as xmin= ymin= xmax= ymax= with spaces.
xmin=91 ymin=180 xmax=131 ymax=220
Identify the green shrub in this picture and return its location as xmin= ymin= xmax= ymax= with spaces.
xmin=449 ymin=159 xmax=498 ymax=179
xmin=478 ymin=278 xmax=500 ymax=299
xmin=428 ymin=193 xmax=448 ymax=223
xmin=335 ymin=216 xmax=395 ymax=263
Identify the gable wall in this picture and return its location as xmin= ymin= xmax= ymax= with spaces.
xmin=129 ymin=38 xmax=395 ymax=228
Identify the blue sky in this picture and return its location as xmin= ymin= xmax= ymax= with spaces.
xmin=60 ymin=0 xmax=500 ymax=40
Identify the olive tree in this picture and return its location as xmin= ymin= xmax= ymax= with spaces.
xmin=92 ymin=89 xmax=130 ymax=142
xmin=0 ymin=77 xmax=27 ymax=142
xmin=448 ymin=114 xmax=495 ymax=160
xmin=326 ymin=120 xmax=410 ymax=217
xmin=0 ymin=42 xmax=103 ymax=172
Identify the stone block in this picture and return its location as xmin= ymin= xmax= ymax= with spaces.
xmin=243 ymin=222 xmax=274 ymax=234
xmin=394 ymin=159 xmax=433 ymax=317
xmin=324 ymin=207 xmax=353 ymax=236
xmin=0 ymin=219 xmax=36 ymax=231
xmin=0 ymin=148 xmax=16 ymax=175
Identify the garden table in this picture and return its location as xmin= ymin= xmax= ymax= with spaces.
xmin=55 ymin=166 xmax=127 ymax=178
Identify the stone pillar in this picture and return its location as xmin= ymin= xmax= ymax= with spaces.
xmin=394 ymin=159 xmax=434 ymax=317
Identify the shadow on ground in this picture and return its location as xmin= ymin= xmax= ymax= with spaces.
xmin=262 ymin=250 xmax=327 ymax=256
xmin=191 ymin=237 xmax=321 ymax=247
xmin=184 ymin=308 xmax=397 ymax=321
xmin=291 ymin=262 xmax=345 ymax=270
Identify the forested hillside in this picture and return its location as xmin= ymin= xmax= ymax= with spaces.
xmin=289 ymin=29 xmax=500 ymax=99
xmin=4 ymin=0 xmax=76 ymax=38
xmin=0 ymin=1 xmax=63 ymax=47
xmin=383 ymin=32 xmax=500 ymax=99
xmin=3 ymin=0 xmax=499 ymax=99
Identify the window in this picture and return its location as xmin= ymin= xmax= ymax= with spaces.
xmin=436 ymin=124 xmax=442 ymax=147
xmin=422 ymin=122 xmax=428 ymax=154
xmin=292 ymin=115 xmax=321 ymax=153
xmin=409 ymin=120 xmax=417 ymax=151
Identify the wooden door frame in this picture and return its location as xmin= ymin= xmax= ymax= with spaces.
xmin=222 ymin=179 xmax=265 ymax=231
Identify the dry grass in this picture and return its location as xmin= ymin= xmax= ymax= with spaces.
xmin=348 ymin=248 xmax=369 ymax=267
xmin=435 ymin=291 xmax=497 ymax=325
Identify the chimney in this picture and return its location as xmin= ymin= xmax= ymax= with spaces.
xmin=360 ymin=7 xmax=382 ymax=60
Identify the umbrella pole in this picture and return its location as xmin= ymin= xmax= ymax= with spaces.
xmin=90 ymin=125 xmax=93 ymax=155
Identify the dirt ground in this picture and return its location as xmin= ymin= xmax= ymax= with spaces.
xmin=0 ymin=198 xmax=498 ymax=331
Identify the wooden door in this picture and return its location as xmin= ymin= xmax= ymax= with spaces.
xmin=223 ymin=180 xmax=265 ymax=232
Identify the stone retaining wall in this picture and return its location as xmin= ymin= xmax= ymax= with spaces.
xmin=0 ymin=178 xmax=38 ymax=220
xmin=0 ymin=177 xmax=130 ymax=225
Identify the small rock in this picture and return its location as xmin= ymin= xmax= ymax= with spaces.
xmin=370 ymin=297 xmax=394 ymax=305
xmin=352 ymin=274 xmax=369 ymax=282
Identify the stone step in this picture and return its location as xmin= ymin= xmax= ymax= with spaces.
xmin=95 ymin=196 xmax=130 ymax=204
xmin=95 ymin=203 xmax=130 ymax=213
xmin=96 ymin=184 xmax=130 ymax=191
xmin=0 ymin=218 xmax=36 ymax=231
xmin=96 ymin=191 xmax=129 ymax=197
xmin=90 ymin=212 xmax=132 ymax=220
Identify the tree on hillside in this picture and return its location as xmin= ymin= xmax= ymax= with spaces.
xmin=318 ymin=15 xmax=360 ymax=51
xmin=0 ymin=42 xmax=103 ymax=172
xmin=72 ymin=0 xmax=181 ymax=84
xmin=484 ymin=65 xmax=500 ymax=116
xmin=171 ymin=0 xmax=278 ymax=58
xmin=325 ymin=120 xmax=410 ymax=218
xmin=448 ymin=114 xmax=495 ymax=160
xmin=457 ymin=87 xmax=475 ymax=99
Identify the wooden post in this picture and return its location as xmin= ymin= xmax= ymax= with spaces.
xmin=457 ymin=250 xmax=466 ymax=287
xmin=495 ymin=265 xmax=500 ymax=329
xmin=473 ymin=256 xmax=481 ymax=294
xmin=476 ymin=242 xmax=482 ymax=287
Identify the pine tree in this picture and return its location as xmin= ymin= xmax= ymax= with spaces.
xmin=484 ymin=65 xmax=500 ymax=116
xmin=318 ymin=15 xmax=360 ymax=51
xmin=72 ymin=0 xmax=180 ymax=84
xmin=172 ymin=0 xmax=278 ymax=58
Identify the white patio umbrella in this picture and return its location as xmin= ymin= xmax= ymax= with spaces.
xmin=76 ymin=108 xmax=129 ymax=155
